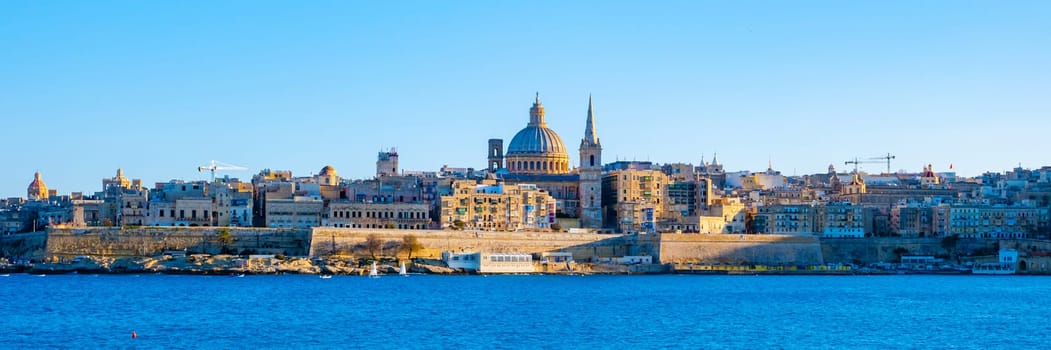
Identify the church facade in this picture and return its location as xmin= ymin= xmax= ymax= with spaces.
xmin=488 ymin=94 xmax=604 ymax=229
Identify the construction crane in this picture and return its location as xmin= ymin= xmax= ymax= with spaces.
xmin=845 ymin=153 xmax=896 ymax=174
xmin=869 ymin=153 xmax=896 ymax=174
xmin=198 ymin=160 xmax=247 ymax=182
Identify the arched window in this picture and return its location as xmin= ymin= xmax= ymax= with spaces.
xmin=590 ymin=155 xmax=595 ymax=167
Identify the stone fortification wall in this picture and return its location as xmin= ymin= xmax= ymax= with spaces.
xmin=1000 ymin=239 xmax=1051 ymax=253
xmin=819 ymin=237 xmax=998 ymax=264
xmin=45 ymin=227 xmax=311 ymax=259
xmin=0 ymin=232 xmax=49 ymax=260
xmin=308 ymin=228 xmax=653 ymax=260
xmin=659 ymin=234 xmax=824 ymax=266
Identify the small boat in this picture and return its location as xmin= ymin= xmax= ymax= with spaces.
xmin=232 ymin=273 xmax=246 ymax=278
xmin=0 ymin=274 xmax=10 ymax=277
xmin=319 ymin=274 xmax=333 ymax=279
xmin=369 ymin=261 xmax=379 ymax=278
xmin=35 ymin=274 xmax=46 ymax=277
xmin=399 ymin=261 xmax=408 ymax=276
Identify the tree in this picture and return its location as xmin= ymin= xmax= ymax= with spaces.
xmin=941 ymin=234 xmax=960 ymax=260
xmin=892 ymin=247 xmax=909 ymax=262
xmin=401 ymin=235 xmax=424 ymax=261
xmin=452 ymin=220 xmax=465 ymax=230
xmin=365 ymin=233 xmax=383 ymax=260
xmin=217 ymin=228 xmax=233 ymax=254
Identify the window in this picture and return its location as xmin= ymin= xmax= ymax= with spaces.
xmin=590 ymin=155 xmax=595 ymax=167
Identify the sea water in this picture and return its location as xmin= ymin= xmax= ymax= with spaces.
xmin=2 ymin=274 xmax=1049 ymax=349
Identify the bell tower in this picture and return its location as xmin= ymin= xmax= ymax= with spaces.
xmin=488 ymin=139 xmax=504 ymax=172
xmin=578 ymin=95 xmax=603 ymax=229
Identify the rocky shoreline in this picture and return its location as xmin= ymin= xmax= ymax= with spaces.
xmin=0 ymin=256 xmax=994 ymax=276
xmin=1 ymin=255 xmax=460 ymax=276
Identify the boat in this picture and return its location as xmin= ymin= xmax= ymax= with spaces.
xmin=0 ymin=274 xmax=10 ymax=277
xmin=369 ymin=261 xmax=379 ymax=278
xmin=319 ymin=274 xmax=333 ymax=279
xmin=232 ymin=273 xmax=246 ymax=278
xmin=399 ymin=261 xmax=408 ymax=276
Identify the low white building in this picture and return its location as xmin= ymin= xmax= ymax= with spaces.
xmin=443 ymin=251 xmax=535 ymax=273
xmin=614 ymin=255 xmax=652 ymax=265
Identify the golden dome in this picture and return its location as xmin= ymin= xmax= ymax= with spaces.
xmin=27 ymin=171 xmax=49 ymax=200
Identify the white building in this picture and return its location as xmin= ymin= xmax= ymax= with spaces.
xmin=443 ymin=251 xmax=535 ymax=273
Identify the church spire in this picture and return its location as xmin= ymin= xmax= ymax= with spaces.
xmin=529 ymin=92 xmax=545 ymax=126
xmin=583 ymin=94 xmax=599 ymax=146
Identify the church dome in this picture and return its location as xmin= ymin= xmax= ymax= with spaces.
xmin=504 ymin=94 xmax=570 ymax=175
xmin=320 ymin=165 xmax=337 ymax=176
xmin=27 ymin=171 xmax=49 ymax=200
xmin=507 ymin=125 xmax=567 ymax=156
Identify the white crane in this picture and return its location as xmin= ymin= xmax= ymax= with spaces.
xmin=198 ymin=160 xmax=247 ymax=182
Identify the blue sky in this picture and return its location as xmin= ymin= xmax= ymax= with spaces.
xmin=2 ymin=1 xmax=1049 ymax=198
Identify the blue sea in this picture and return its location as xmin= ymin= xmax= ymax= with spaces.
xmin=2 ymin=274 xmax=1049 ymax=349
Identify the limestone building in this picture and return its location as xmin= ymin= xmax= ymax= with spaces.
xmin=602 ymin=169 xmax=670 ymax=233
xmin=377 ymin=149 xmax=399 ymax=177
xmin=265 ymin=197 xmax=324 ymax=228
xmin=439 ymin=179 xmax=556 ymax=231
xmin=325 ymin=201 xmax=430 ymax=230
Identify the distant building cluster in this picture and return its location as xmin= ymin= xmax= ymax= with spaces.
xmin=3 ymin=94 xmax=1050 ymax=239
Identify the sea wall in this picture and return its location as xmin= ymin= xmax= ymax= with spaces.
xmin=0 ymin=232 xmax=49 ymax=260
xmin=12 ymin=227 xmax=1013 ymax=267
xmin=820 ymin=237 xmax=999 ymax=264
xmin=44 ymin=227 xmax=311 ymax=260
xmin=659 ymin=234 xmax=824 ymax=266
xmin=308 ymin=228 xmax=654 ymax=261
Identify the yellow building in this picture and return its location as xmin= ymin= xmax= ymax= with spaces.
xmin=265 ymin=197 xmax=324 ymax=229
xmin=326 ymin=201 xmax=430 ymax=230
xmin=602 ymin=169 xmax=669 ymax=233
xmin=440 ymin=179 xmax=556 ymax=231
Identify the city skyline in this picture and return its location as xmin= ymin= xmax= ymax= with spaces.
xmin=4 ymin=1 xmax=1050 ymax=197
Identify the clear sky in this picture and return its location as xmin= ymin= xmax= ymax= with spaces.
xmin=2 ymin=1 xmax=1049 ymax=198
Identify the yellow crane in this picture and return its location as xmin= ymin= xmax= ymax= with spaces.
xmin=198 ymin=160 xmax=247 ymax=182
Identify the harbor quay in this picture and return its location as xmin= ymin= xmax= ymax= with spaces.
xmin=3 ymin=227 xmax=1048 ymax=275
